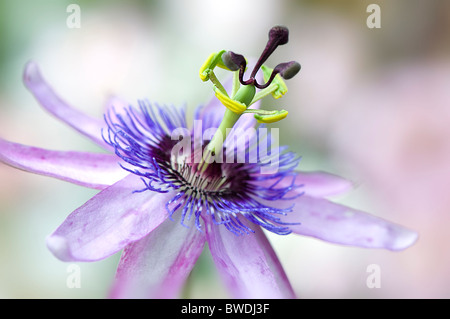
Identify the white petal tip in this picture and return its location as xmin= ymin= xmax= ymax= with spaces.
xmin=389 ymin=229 xmax=419 ymax=251
xmin=46 ymin=235 xmax=73 ymax=262
xmin=23 ymin=61 xmax=41 ymax=87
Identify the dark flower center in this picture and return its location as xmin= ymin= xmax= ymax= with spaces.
xmin=104 ymin=101 xmax=301 ymax=235
xmin=166 ymin=138 xmax=251 ymax=197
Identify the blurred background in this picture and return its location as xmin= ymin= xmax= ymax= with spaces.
xmin=0 ymin=0 xmax=449 ymax=298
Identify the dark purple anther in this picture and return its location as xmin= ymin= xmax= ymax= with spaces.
xmin=221 ymin=25 xmax=300 ymax=90
xmin=250 ymin=26 xmax=289 ymax=79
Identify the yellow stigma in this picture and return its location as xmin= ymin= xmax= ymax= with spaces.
xmin=214 ymin=88 xmax=247 ymax=114
xmin=199 ymin=53 xmax=216 ymax=81
xmin=261 ymin=65 xmax=288 ymax=99
xmin=199 ymin=50 xmax=230 ymax=82
xmin=254 ymin=110 xmax=289 ymax=123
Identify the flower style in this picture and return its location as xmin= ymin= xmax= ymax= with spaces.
xmin=0 ymin=26 xmax=418 ymax=299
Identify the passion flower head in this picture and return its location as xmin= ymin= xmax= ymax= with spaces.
xmin=102 ymin=99 xmax=299 ymax=235
xmin=0 ymin=25 xmax=418 ymax=299
xmin=101 ymin=25 xmax=304 ymax=236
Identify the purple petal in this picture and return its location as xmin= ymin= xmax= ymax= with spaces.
xmin=103 ymin=95 xmax=130 ymax=114
xmin=254 ymin=170 xmax=353 ymax=198
xmin=23 ymin=62 xmax=110 ymax=149
xmin=205 ymin=217 xmax=296 ymax=299
xmin=0 ymin=138 xmax=126 ymax=189
xmin=46 ymin=174 xmax=174 ymax=262
xmin=280 ymin=195 xmax=418 ymax=251
xmin=109 ymin=216 xmax=206 ymax=299
xmin=293 ymin=171 xmax=353 ymax=197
